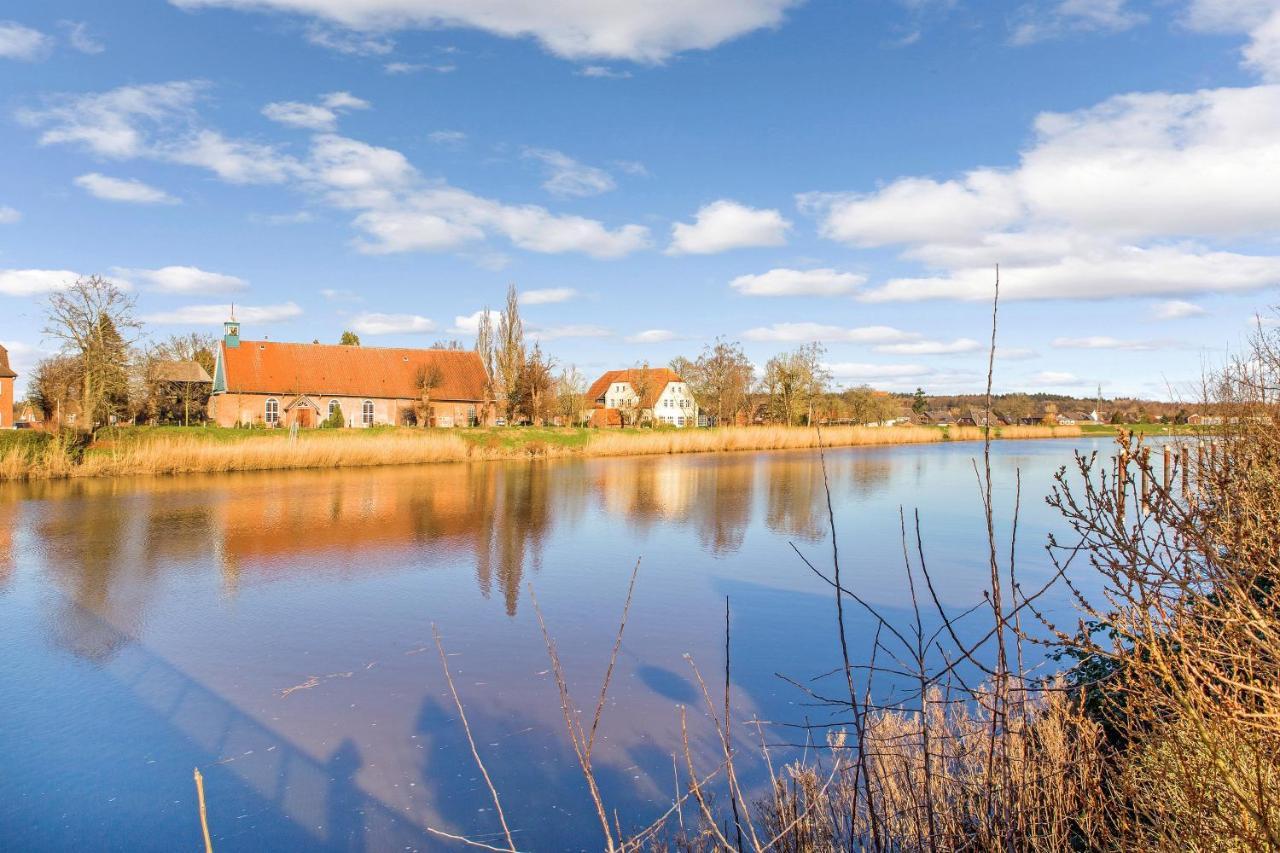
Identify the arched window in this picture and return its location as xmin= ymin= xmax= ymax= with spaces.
xmin=265 ymin=398 xmax=279 ymax=426
xmin=362 ymin=400 xmax=374 ymax=425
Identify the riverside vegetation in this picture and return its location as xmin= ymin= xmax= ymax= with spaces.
xmin=0 ymin=422 xmax=1081 ymax=481
xmin=418 ymin=313 xmax=1280 ymax=851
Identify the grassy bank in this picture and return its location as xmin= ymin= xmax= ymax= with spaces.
xmin=0 ymin=422 xmax=1082 ymax=481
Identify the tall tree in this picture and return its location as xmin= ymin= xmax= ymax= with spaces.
xmin=912 ymin=387 xmax=928 ymax=416
xmin=514 ymin=344 xmax=555 ymax=426
xmin=762 ymin=342 xmax=830 ymax=426
xmin=693 ymin=338 xmax=754 ymax=426
xmin=28 ymin=355 xmax=81 ymax=428
xmin=495 ymin=285 xmax=525 ymax=420
xmin=44 ymin=275 xmax=139 ymax=430
xmin=475 ymin=305 xmax=496 ymax=405
xmin=339 ymin=330 xmax=361 ymax=346
xmin=555 ymin=365 xmax=586 ymax=426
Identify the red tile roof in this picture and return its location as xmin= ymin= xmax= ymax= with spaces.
xmin=586 ymin=368 xmax=683 ymax=409
xmin=219 ymin=341 xmax=488 ymax=401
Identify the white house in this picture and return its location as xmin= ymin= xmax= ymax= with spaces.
xmin=586 ymin=368 xmax=700 ymax=427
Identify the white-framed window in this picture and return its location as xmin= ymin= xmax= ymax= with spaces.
xmin=362 ymin=400 xmax=374 ymax=425
xmin=328 ymin=400 xmax=339 ymax=417
xmin=265 ymin=398 xmax=279 ymax=425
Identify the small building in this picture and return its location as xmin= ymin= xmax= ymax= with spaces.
xmin=586 ymin=367 xmax=699 ymax=427
xmin=0 ymin=344 xmax=15 ymax=429
xmin=920 ymin=409 xmax=955 ymax=426
xmin=207 ymin=320 xmax=492 ymax=428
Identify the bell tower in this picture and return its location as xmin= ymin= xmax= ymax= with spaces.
xmin=224 ymin=307 xmax=240 ymax=349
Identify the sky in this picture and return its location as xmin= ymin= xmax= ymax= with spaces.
xmin=2 ymin=0 xmax=1279 ymax=400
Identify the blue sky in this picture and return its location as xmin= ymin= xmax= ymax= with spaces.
xmin=2 ymin=0 xmax=1279 ymax=399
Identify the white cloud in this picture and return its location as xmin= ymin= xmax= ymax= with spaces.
xmin=528 ymin=324 xmax=611 ymax=340
xmin=1051 ymin=335 xmax=1180 ymax=351
xmin=321 ymin=288 xmax=362 ymax=302
xmin=800 ymin=171 xmax=1021 ymax=248
xmin=668 ymin=200 xmax=790 ymax=255
xmin=321 ymin=91 xmax=370 ymax=110
xmin=0 ymin=206 xmax=19 ymax=224
xmin=0 ymin=21 xmax=51 ymax=60
xmin=350 ymin=312 xmax=436 ymax=334
xmin=730 ymin=267 xmax=865 ymax=296
xmin=19 ymin=81 xmax=302 ymax=184
xmin=874 ymin=338 xmax=983 ymax=355
xmin=810 ymin=78 xmax=1280 ymax=302
xmin=824 ymin=362 xmax=933 ymax=381
xmin=169 ymin=129 xmax=301 ymax=184
xmin=262 ymin=101 xmax=337 ymax=130
xmin=578 ymin=65 xmax=632 ymax=78
xmin=428 ymin=129 xmax=467 ymax=146
xmin=862 ymin=245 xmax=1280 ymax=302
xmin=743 ymin=323 xmax=917 ymax=343
xmin=143 ymin=302 xmax=302 ymax=324
xmin=1152 ymin=299 xmax=1207 ymax=320
xmin=520 ymin=287 xmax=577 ymax=304
xmin=1011 ymin=0 xmax=1146 ymax=45
xmin=1032 ymin=370 xmax=1086 ymax=385
xmin=451 ymin=309 xmax=500 ymax=335
xmin=0 ymin=269 xmax=80 ymax=297
xmin=262 ymin=91 xmax=368 ymax=131
xmin=113 ymin=265 xmax=247 ymax=294
xmin=61 ymin=20 xmax=105 ymax=54
xmin=168 ymin=0 xmax=802 ymax=63
xmin=249 ymin=210 xmax=314 ymax=225
xmin=303 ymin=24 xmax=393 ymax=55
xmin=21 ymin=83 xmax=650 ymax=260
xmin=626 ymin=329 xmax=676 ymax=343
xmin=75 ymin=172 xmax=179 ymax=204
xmin=524 ymin=148 xmax=616 ymax=198
xmin=996 ymin=347 xmax=1040 ymax=360
xmin=1183 ymin=2 xmax=1280 ymax=81
xmin=385 ymin=61 xmax=423 ymax=73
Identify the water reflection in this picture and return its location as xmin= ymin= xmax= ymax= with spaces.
xmin=0 ymin=440 xmax=1108 ymax=850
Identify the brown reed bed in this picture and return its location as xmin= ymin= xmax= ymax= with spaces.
xmin=0 ymin=423 xmax=1080 ymax=481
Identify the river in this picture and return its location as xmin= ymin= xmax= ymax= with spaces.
xmin=0 ymin=438 xmax=1115 ymax=851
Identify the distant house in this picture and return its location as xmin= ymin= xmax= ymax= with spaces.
xmin=920 ymin=409 xmax=955 ymax=426
xmin=0 ymin=344 xmax=15 ymax=429
xmin=207 ymin=320 xmax=492 ymax=428
xmin=957 ymin=408 xmax=1005 ymax=427
xmin=586 ymin=367 xmax=699 ymax=427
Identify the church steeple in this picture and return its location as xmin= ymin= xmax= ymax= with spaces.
xmin=224 ymin=307 xmax=240 ymax=349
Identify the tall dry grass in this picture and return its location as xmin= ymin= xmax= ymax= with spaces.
xmin=0 ymin=423 xmax=1081 ymax=481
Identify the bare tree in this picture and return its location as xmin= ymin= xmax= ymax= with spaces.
xmin=622 ymin=362 xmax=653 ymax=427
xmin=43 ymin=275 xmax=140 ymax=430
xmin=763 ymin=342 xmax=829 ymax=425
xmin=556 ymin=365 xmax=586 ymax=426
xmin=515 ymin=344 xmax=555 ymax=425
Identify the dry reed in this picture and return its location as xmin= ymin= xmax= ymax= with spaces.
xmin=0 ymin=423 xmax=1081 ymax=482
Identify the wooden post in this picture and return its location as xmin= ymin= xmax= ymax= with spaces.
xmin=1117 ymin=445 xmax=1128 ymax=524
xmin=1140 ymin=446 xmax=1151 ymax=513
xmin=1162 ymin=444 xmax=1172 ymax=494
xmin=1181 ymin=446 xmax=1190 ymax=498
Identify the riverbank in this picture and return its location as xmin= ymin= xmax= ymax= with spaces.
xmin=0 ymin=423 xmax=1082 ymax=481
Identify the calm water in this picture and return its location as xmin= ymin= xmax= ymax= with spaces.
xmin=0 ymin=439 xmax=1110 ymax=851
